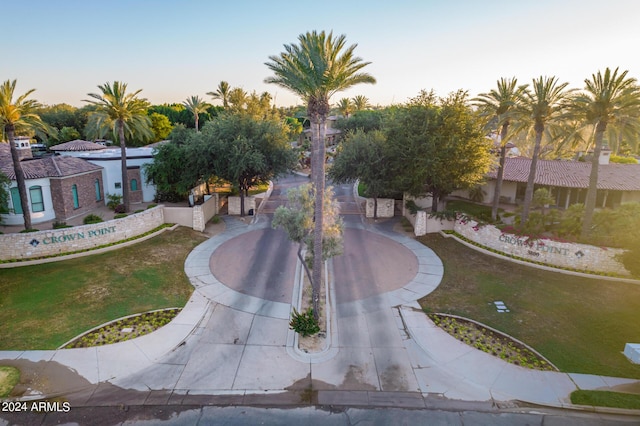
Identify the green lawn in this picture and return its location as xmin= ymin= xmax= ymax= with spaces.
xmin=418 ymin=234 xmax=640 ymax=379
xmin=0 ymin=227 xmax=207 ymax=350
xmin=571 ymin=390 xmax=640 ymax=409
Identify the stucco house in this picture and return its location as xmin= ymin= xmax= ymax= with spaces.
xmin=1 ymin=139 xmax=157 ymax=226
xmin=0 ymin=141 xmax=104 ymax=225
xmin=460 ymin=150 xmax=640 ymax=209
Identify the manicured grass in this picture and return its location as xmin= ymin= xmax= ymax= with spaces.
xmin=571 ymin=390 xmax=640 ymax=409
xmin=418 ymin=234 xmax=640 ymax=379
xmin=0 ymin=227 xmax=207 ymax=350
xmin=0 ymin=366 xmax=20 ymax=397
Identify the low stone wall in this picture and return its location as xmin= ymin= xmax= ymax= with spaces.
xmin=228 ymin=196 xmax=256 ymax=215
xmin=365 ymin=198 xmax=394 ymax=218
xmin=404 ymin=210 xmax=454 ymax=236
xmin=453 ymin=219 xmax=629 ymax=275
xmin=0 ymin=207 xmax=164 ymax=261
xmin=192 ymin=194 xmax=219 ymax=232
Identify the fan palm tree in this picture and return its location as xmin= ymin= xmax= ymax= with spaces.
xmin=336 ymin=98 xmax=353 ymax=118
xmin=570 ymin=67 xmax=640 ymax=237
xmin=514 ymin=76 xmax=572 ymax=223
xmin=352 ymin=94 xmax=370 ymax=111
xmin=0 ymin=79 xmax=47 ymax=230
xmin=265 ymin=30 xmax=376 ymax=317
xmin=85 ymin=81 xmax=152 ymax=212
xmin=473 ymin=78 xmax=527 ymax=221
xmin=183 ymin=95 xmax=211 ymax=132
xmin=207 ymin=81 xmax=231 ymax=108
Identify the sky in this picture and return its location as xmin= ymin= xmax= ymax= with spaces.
xmin=5 ymin=0 xmax=640 ymax=108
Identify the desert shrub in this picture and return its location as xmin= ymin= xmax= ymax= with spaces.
xmin=106 ymin=193 xmax=122 ymax=210
xmin=52 ymin=221 xmax=71 ymax=229
xmin=468 ymin=184 xmax=487 ymax=203
xmin=557 ymin=203 xmax=584 ymax=238
xmin=83 ymin=214 xmax=103 ymax=224
xmin=622 ymin=242 xmax=640 ymax=277
xmin=289 ymin=308 xmax=320 ymax=337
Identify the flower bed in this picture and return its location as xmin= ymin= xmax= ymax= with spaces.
xmin=428 ymin=313 xmax=556 ymax=371
xmin=62 ymin=308 xmax=180 ymax=348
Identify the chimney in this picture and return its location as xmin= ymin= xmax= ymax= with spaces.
xmin=14 ymin=136 xmax=33 ymax=160
xmin=599 ymin=146 xmax=611 ymax=165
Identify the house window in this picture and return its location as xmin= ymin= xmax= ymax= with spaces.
xmin=131 ymin=178 xmax=138 ymax=191
xmin=72 ymin=184 xmax=79 ymax=209
xmin=95 ymin=179 xmax=102 ymax=201
xmin=29 ymin=186 xmax=44 ymax=212
xmin=10 ymin=187 xmax=22 ymax=214
xmin=115 ymin=182 xmax=121 ymax=189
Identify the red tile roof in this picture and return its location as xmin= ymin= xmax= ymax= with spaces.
xmin=50 ymin=140 xmax=106 ymax=151
xmin=0 ymin=144 xmax=102 ymax=180
xmin=489 ymin=157 xmax=640 ymax=191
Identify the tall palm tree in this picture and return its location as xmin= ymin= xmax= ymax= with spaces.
xmin=571 ymin=67 xmax=640 ymax=237
xmin=352 ymin=94 xmax=370 ymax=111
xmin=336 ymin=97 xmax=353 ymax=118
xmin=0 ymin=80 xmax=47 ymax=230
xmin=514 ymin=76 xmax=572 ymax=223
xmin=473 ymin=78 xmax=527 ymax=221
xmin=85 ymin=81 xmax=152 ymax=212
xmin=207 ymin=81 xmax=231 ymax=108
xmin=265 ymin=30 xmax=376 ymax=317
xmin=183 ymin=95 xmax=211 ymax=132
xmin=228 ymin=87 xmax=248 ymax=113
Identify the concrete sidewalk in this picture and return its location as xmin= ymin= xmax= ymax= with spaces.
xmin=1 ymin=215 xmax=640 ymax=416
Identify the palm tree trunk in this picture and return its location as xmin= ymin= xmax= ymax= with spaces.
xmin=521 ymin=125 xmax=543 ymax=223
xmin=6 ymin=125 xmax=32 ymax=230
xmin=311 ymin=115 xmax=326 ymax=321
xmin=491 ymin=123 xmax=509 ymax=222
xmin=581 ymin=122 xmax=606 ymax=238
xmin=118 ymin=120 xmax=130 ymax=212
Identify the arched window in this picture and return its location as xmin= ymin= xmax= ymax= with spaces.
xmin=29 ymin=186 xmax=44 ymax=212
xmin=130 ymin=178 xmax=138 ymax=191
xmin=10 ymin=187 xmax=22 ymax=214
xmin=72 ymin=184 xmax=79 ymax=209
xmin=95 ymin=179 xmax=102 ymax=201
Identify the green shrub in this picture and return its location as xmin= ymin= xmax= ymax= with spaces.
xmin=83 ymin=214 xmax=103 ymax=224
xmin=405 ymin=199 xmax=421 ymax=215
xmin=147 ymin=203 xmax=157 ymax=209
xmin=19 ymin=228 xmax=39 ymax=233
xmin=210 ymin=215 xmax=221 ymax=224
xmin=52 ymin=221 xmax=71 ymax=229
xmin=114 ymin=213 xmax=128 ymax=219
xmin=134 ymin=209 xmax=145 ymax=214
xmin=106 ymin=193 xmax=122 ymax=210
xmin=289 ymin=308 xmax=320 ymax=336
